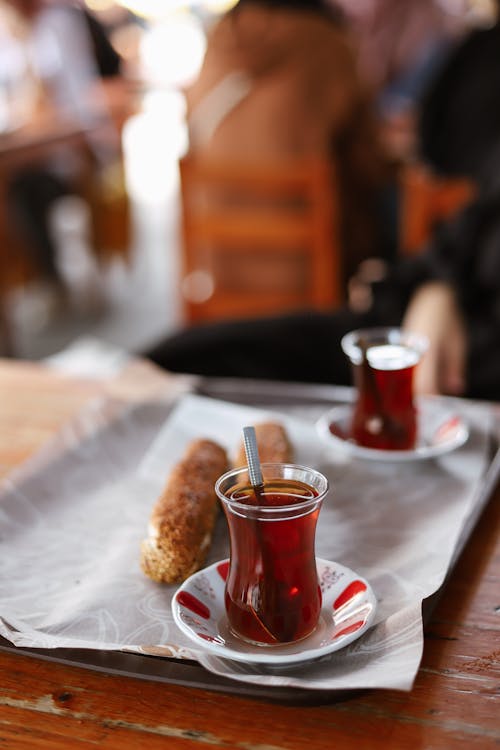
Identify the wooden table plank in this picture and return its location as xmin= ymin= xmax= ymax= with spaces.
xmin=1 ymin=642 xmax=498 ymax=750
xmin=0 ymin=358 xmax=188 ymax=479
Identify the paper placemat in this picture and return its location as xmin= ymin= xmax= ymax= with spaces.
xmin=0 ymin=392 xmax=496 ymax=692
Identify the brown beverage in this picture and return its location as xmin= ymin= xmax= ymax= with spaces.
xmin=341 ymin=328 xmax=428 ymax=451
xmin=351 ymin=342 xmax=419 ymax=450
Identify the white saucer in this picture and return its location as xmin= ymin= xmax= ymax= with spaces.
xmin=315 ymin=399 xmax=469 ymax=462
xmin=171 ymin=558 xmax=377 ymax=666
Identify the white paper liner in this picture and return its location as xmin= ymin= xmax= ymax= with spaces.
xmin=0 ymin=391 xmax=496 ymax=693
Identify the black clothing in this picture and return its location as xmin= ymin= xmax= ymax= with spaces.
xmin=418 ymin=24 xmax=500 ymax=183
xmin=149 ymin=307 xmax=375 ymax=387
xmin=80 ymin=8 xmax=122 ymax=78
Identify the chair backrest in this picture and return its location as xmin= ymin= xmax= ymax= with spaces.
xmin=399 ymin=163 xmax=476 ymax=255
xmin=178 ymin=155 xmax=342 ymax=324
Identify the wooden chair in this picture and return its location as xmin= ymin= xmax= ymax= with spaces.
xmin=399 ymin=162 xmax=476 ymax=255
xmin=178 ymin=155 xmax=342 ymax=324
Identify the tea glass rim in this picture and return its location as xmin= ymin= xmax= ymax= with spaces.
xmin=341 ymin=326 xmax=429 ymax=365
xmin=215 ymin=462 xmax=329 ymax=517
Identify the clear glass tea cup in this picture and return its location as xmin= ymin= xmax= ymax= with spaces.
xmin=341 ymin=327 xmax=428 ymax=450
xmin=215 ymin=463 xmax=329 ymax=646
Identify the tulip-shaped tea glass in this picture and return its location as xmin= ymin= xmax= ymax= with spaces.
xmin=215 ymin=463 xmax=329 ymax=646
xmin=341 ymin=327 xmax=428 ymax=450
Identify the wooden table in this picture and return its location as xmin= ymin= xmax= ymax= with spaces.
xmin=0 ymin=359 xmax=499 ymax=749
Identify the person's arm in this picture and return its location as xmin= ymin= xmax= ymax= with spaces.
xmin=388 ymin=185 xmax=500 ymax=397
xmin=402 ymin=280 xmax=467 ymax=396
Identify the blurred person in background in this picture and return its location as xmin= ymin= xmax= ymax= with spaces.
xmin=182 ymin=0 xmax=391 ymax=289
xmin=334 ymin=0 xmax=467 ymax=162
xmin=1 ymin=0 xmax=124 ymax=312
xmin=145 ymin=0 xmax=500 ymax=402
xmin=418 ymin=0 xmax=500 ymax=187
xmin=330 ymin=0 xmax=470 ymax=308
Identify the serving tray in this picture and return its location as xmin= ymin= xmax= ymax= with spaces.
xmin=0 ymin=376 xmax=498 ymax=704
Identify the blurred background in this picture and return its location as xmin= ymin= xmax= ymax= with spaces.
xmin=0 ymin=0 xmax=236 ymax=359
xmin=0 ymin=0 xmax=496 ymax=361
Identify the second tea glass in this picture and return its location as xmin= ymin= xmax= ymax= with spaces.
xmin=341 ymin=327 xmax=428 ymax=450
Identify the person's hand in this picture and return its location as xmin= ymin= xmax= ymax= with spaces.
xmin=402 ymin=281 xmax=467 ymax=396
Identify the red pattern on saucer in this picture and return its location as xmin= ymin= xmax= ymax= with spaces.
xmin=217 ymin=561 xmax=229 ymax=581
xmin=176 ymin=591 xmax=210 ymax=619
xmin=333 ymin=580 xmax=368 ymax=611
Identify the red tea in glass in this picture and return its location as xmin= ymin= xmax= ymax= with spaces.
xmin=215 ymin=464 xmax=328 ymax=645
xmin=341 ymin=328 xmax=428 ymax=451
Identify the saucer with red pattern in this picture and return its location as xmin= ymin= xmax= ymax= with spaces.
xmin=171 ymin=558 xmax=377 ymax=666
xmin=316 ymin=399 xmax=469 ymax=462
